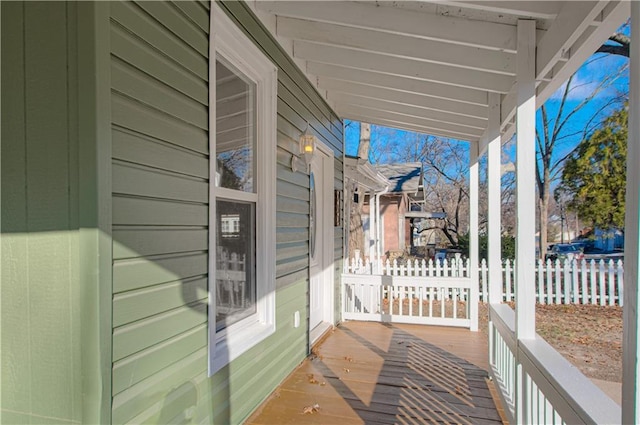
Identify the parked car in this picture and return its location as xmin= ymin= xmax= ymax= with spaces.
xmin=545 ymin=244 xmax=584 ymax=262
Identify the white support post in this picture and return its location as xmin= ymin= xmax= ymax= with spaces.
xmin=376 ymin=192 xmax=382 ymax=268
xmin=487 ymin=92 xmax=503 ymax=305
xmin=623 ymin=3 xmax=640 ymax=423
xmin=369 ymin=191 xmax=376 ymax=268
xmin=515 ymin=19 xmax=536 ymax=425
xmin=515 ymin=19 xmax=537 ymax=340
xmin=469 ymin=142 xmax=479 ymax=332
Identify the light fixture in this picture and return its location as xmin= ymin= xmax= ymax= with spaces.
xmin=291 ymin=122 xmax=317 ymax=172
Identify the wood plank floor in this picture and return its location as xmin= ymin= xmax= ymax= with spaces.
xmin=247 ymin=322 xmax=506 ymax=424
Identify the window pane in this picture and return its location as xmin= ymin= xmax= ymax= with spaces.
xmin=216 ymin=57 xmax=256 ymax=193
xmin=215 ymin=200 xmax=256 ymax=331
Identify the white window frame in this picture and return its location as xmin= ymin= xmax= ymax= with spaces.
xmin=208 ymin=4 xmax=277 ymax=376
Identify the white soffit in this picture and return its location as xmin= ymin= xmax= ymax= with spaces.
xmin=252 ymin=1 xmax=628 ymax=143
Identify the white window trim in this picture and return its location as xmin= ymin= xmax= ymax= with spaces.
xmin=208 ymin=4 xmax=277 ymax=376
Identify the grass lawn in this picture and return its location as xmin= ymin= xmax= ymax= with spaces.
xmin=479 ymin=302 xmax=622 ymax=382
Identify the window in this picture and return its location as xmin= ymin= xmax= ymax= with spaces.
xmin=209 ymin=4 xmax=277 ymax=375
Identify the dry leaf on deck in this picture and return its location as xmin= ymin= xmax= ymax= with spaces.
xmin=302 ymin=403 xmax=320 ymax=414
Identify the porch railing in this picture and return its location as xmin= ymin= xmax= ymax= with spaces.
xmin=489 ymin=303 xmax=621 ymax=424
xmin=342 ymin=274 xmax=472 ymax=327
xmin=345 ymin=257 xmax=625 ymax=306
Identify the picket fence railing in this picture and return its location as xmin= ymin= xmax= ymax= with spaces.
xmin=344 ymin=257 xmax=624 ymax=306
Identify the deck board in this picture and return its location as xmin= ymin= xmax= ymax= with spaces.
xmin=247 ymin=322 xmax=506 ymax=424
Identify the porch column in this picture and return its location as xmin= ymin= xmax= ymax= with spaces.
xmin=515 ymin=19 xmax=536 ymax=424
xmin=376 ymin=192 xmax=382 ymax=266
xmin=623 ymin=2 xmax=640 ymax=422
xmin=369 ymin=191 xmax=376 ymax=267
xmin=487 ymin=92 xmax=503 ymax=305
xmin=515 ymin=19 xmax=536 ymax=340
xmin=469 ymin=142 xmax=479 ymax=331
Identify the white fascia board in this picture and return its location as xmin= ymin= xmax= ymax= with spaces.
xmin=500 ymin=1 xmax=629 ymax=127
xmin=278 ymin=16 xmax=515 ymax=75
xmin=328 ymin=92 xmax=487 ymax=130
xmin=536 ymin=0 xmax=630 ymax=104
xmin=310 ymin=63 xmax=488 ymax=107
xmin=257 ymin=0 xmax=520 ymax=52
xmin=338 ymin=109 xmax=479 ymax=143
xmin=536 ymin=1 xmax=608 ymax=81
xmin=336 ymin=104 xmax=484 ymax=138
xmin=295 ymin=41 xmax=514 ymax=93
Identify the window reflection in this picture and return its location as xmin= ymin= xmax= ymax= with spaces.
xmin=215 ymin=58 xmax=256 ymax=193
xmin=215 ymin=200 xmax=256 ymax=331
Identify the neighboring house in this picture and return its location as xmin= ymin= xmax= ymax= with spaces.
xmin=343 ymin=154 xmax=390 ymax=262
xmin=361 ymin=163 xmax=439 ymax=259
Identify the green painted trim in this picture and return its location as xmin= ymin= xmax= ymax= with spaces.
xmin=77 ymin=2 xmax=112 ymax=423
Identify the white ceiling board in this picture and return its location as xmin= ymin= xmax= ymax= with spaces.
xmin=317 ymin=77 xmax=487 ymax=120
xmin=277 ymin=16 xmax=515 ymax=75
xmin=339 ymin=110 xmax=479 ymax=142
xmin=256 ymin=1 xmax=521 ymax=51
xmin=295 ymin=42 xmax=514 ymax=93
xmin=309 ymin=63 xmax=489 ymax=106
xmin=338 ymin=104 xmax=484 ymax=139
xmin=250 ymin=0 xmax=626 ymax=141
xmin=428 ymin=1 xmax=561 ymax=20
xmin=327 ymin=92 xmax=487 ymax=130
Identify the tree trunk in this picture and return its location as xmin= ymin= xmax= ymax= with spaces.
xmin=348 ymin=123 xmax=371 ymax=261
xmin=348 ymin=187 xmax=364 ymax=261
xmin=538 ymin=183 xmax=550 ymax=259
xmin=358 ymin=123 xmax=371 ymax=160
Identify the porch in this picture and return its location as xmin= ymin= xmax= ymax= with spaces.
xmin=247 ymin=321 xmax=506 ymax=424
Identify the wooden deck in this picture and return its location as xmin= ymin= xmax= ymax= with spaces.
xmin=247 ymin=322 xmax=506 ymax=424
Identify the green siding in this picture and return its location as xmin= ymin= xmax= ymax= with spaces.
xmin=109 ymin=2 xmax=211 ymax=423
xmin=1 ymin=2 xmax=83 ymax=423
xmin=2 ymin=0 xmax=343 ymax=424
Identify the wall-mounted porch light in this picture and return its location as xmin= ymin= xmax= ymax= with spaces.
xmin=291 ymin=122 xmax=317 ymax=173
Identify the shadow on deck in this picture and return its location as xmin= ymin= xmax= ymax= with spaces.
xmin=247 ymin=322 xmax=507 ymax=424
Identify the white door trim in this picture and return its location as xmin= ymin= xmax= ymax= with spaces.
xmin=309 ymin=139 xmax=335 ymax=344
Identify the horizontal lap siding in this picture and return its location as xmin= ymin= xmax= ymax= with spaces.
xmin=110 ymin=1 xmax=344 ymax=424
xmin=110 ymin=1 xmax=210 ymax=424
xmin=220 ymin=4 xmax=344 ymax=425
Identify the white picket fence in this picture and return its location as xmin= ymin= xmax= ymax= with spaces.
xmin=344 ymin=257 xmax=624 ymax=306
xmin=342 ymin=256 xmax=474 ymax=327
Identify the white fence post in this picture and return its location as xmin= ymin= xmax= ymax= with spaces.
xmin=505 ymin=260 xmax=512 ymax=302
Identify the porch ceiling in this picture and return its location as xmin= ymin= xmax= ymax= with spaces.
xmin=250 ymin=1 xmax=628 ymax=144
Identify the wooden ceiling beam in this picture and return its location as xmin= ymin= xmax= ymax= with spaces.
xmin=309 ymin=63 xmax=488 ymax=106
xmin=295 ymin=42 xmax=514 ymax=93
xmin=327 ymin=92 xmax=487 ymax=130
xmin=277 ymin=16 xmax=515 ymax=75
xmin=256 ymin=0 xmax=520 ymax=52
